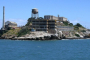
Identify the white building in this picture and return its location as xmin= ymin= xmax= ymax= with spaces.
xmin=56 ymin=26 xmax=74 ymax=31
xmin=44 ymin=15 xmax=58 ymax=20
xmin=5 ymin=21 xmax=17 ymax=28
xmin=58 ymin=17 xmax=67 ymax=21
xmin=44 ymin=15 xmax=67 ymax=21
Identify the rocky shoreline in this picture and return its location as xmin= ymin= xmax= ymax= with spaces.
xmin=0 ymin=36 xmax=89 ymax=41
xmin=0 ymin=35 xmax=60 ymax=40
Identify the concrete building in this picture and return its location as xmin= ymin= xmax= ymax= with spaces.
xmin=44 ymin=15 xmax=67 ymax=21
xmin=44 ymin=15 xmax=58 ymax=20
xmin=5 ymin=21 xmax=17 ymax=28
xmin=56 ymin=26 xmax=74 ymax=31
xmin=29 ymin=19 xmax=56 ymax=33
xmin=58 ymin=17 xmax=67 ymax=21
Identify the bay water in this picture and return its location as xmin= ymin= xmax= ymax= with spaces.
xmin=0 ymin=39 xmax=90 ymax=60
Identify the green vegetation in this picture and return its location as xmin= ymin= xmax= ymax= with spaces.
xmin=17 ymin=27 xmax=30 ymax=37
xmin=74 ymin=23 xmax=85 ymax=31
xmin=63 ymin=21 xmax=69 ymax=26
xmin=1 ymin=29 xmax=21 ymax=37
xmin=74 ymin=26 xmax=79 ymax=30
xmin=26 ymin=20 xmax=31 ymax=26
xmin=7 ymin=27 xmax=12 ymax=30
xmin=74 ymin=23 xmax=84 ymax=28
xmin=0 ymin=30 xmax=8 ymax=37
xmin=25 ymin=18 xmax=34 ymax=26
xmin=63 ymin=21 xmax=73 ymax=26
xmin=81 ymin=30 xmax=86 ymax=32
xmin=0 ymin=27 xmax=30 ymax=38
xmin=6 ymin=29 xmax=20 ymax=35
xmin=75 ymin=34 xmax=80 ymax=37
xmin=69 ymin=23 xmax=73 ymax=26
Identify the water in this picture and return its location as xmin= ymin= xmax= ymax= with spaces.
xmin=0 ymin=39 xmax=90 ymax=60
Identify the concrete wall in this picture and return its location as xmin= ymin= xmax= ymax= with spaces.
xmin=56 ymin=26 xmax=74 ymax=31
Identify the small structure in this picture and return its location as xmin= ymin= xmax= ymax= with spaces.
xmin=31 ymin=28 xmax=36 ymax=32
xmin=5 ymin=21 xmax=17 ymax=28
xmin=31 ymin=8 xmax=39 ymax=19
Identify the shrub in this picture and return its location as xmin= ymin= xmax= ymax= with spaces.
xmin=81 ymin=30 xmax=86 ymax=32
xmin=63 ymin=21 xmax=69 ymax=26
xmin=17 ymin=28 xmax=30 ymax=37
xmin=69 ymin=23 xmax=73 ymax=26
xmin=74 ymin=23 xmax=84 ymax=28
xmin=0 ymin=30 xmax=8 ymax=37
xmin=75 ymin=34 xmax=80 ymax=37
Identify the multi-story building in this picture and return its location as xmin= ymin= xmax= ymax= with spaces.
xmin=44 ymin=15 xmax=67 ymax=21
xmin=29 ymin=18 xmax=56 ymax=33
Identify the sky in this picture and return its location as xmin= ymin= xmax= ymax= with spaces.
xmin=0 ymin=0 xmax=90 ymax=29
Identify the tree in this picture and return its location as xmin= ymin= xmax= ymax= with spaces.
xmin=75 ymin=34 xmax=80 ymax=37
xmin=63 ymin=21 xmax=69 ymax=26
xmin=75 ymin=23 xmax=83 ymax=27
xmin=17 ymin=27 xmax=30 ymax=37
xmin=69 ymin=23 xmax=73 ymax=26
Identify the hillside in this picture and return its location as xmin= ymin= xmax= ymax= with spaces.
xmin=1 ymin=28 xmax=21 ymax=38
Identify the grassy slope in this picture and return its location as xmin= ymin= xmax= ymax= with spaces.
xmin=2 ymin=29 xmax=21 ymax=37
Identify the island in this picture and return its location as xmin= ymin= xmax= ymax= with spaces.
xmin=0 ymin=8 xmax=90 ymax=40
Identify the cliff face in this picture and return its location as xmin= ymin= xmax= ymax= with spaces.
xmin=89 ymin=34 xmax=90 ymax=37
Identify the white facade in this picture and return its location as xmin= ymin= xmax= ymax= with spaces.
xmin=44 ymin=15 xmax=67 ymax=21
xmin=44 ymin=15 xmax=58 ymax=20
xmin=5 ymin=21 xmax=17 ymax=27
xmin=56 ymin=26 xmax=74 ymax=31
xmin=59 ymin=17 xmax=67 ymax=21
